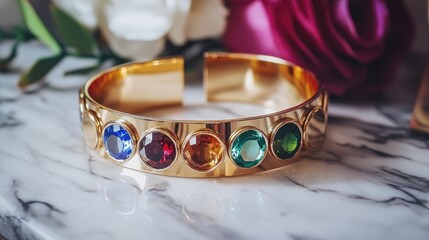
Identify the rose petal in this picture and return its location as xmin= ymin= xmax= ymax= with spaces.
xmin=224 ymin=0 xmax=413 ymax=97
xmin=326 ymin=0 xmax=389 ymax=61
xmin=224 ymin=0 xmax=278 ymax=56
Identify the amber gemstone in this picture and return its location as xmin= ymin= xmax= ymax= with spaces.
xmin=183 ymin=133 xmax=225 ymax=172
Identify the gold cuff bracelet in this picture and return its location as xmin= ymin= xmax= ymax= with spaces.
xmin=80 ymin=52 xmax=328 ymax=178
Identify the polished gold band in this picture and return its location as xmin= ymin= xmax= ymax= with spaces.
xmin=80 ymin=52 xmax=328 ymax=177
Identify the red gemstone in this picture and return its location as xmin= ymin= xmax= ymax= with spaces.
xmin=139 ymin=131 xmax=177 ymax=169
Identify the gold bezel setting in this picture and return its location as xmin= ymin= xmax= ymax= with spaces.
xmin=79 ymin=88 xmax=86 ymax=115
xmin=301 ymin=107 xmax=327 ymax=151
xmin=82 ymin=110 xmax=102 ymax=149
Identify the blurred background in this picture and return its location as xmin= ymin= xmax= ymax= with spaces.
xmin=0 ymin=0 xmax=428 ymax=108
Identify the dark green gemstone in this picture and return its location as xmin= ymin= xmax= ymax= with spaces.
xmin=230 ymin=129 xmax=267 ymax=168
xmin=272 ymin=122 xmax=301 ymax=160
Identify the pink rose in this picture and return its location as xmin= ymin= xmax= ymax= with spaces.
xmin=224 ymin=0 xmax=413 ymax=97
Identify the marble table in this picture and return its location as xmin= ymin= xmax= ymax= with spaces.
xmin=1 ymin=41 xmax=429 ymax=240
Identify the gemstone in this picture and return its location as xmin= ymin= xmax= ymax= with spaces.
xmin=183 ymin=132 xmax=225 ymax=171
xmin=272 ymin=122 xmax=301 ymax=160
xmin=139 ymin=131 xmax=177 ymax=169
xmin=230 ymin=129 xmax=267 ymax=168
xmin=103 ymin=123 xmax=134 ymax=161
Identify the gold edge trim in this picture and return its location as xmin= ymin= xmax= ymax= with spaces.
xmin=79 ymin=88 xmax=86 ymax=114
xmin=84 ymin=109 xmax=102 ymax=149
xmin=300 ymin=106 xmax=322 ymax=151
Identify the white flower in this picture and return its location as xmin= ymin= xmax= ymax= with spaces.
xmin=185 ymin=0 xmax=228 ymax=40
xmin=52 ymin=0 xmax=228 ymax=60
xmin=52 ymin=0 xmax=98 ymax=29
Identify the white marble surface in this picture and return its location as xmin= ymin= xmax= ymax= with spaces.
xmin=1 ymin=41 xmax=429 ymax=240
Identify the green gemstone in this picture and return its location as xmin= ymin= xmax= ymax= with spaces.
xmin=272 ymin=122 xmax=301 ymax=160
xmin=230 ymin=129 xmax=267 ymax=168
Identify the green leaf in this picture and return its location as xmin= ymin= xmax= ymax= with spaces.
xmin=18 ymin=0 xmax=61 ymax=53
xmin=0 ymin=39 xmax=20 ymax=64
xmin=18 ymin=54 xmax=63 ymax=90
xmin=65 ymin=59 xmax=103 ymax=75
xmin=13 ymin=26 xmax=34 ymax=41
xmin=51 ymin=4 xmax=97 ymax=55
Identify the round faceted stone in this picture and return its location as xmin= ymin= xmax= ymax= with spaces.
xmin=272 ymin=122 xmax=302 ymax=160
xmin=139 ymin=131 xmax=177 ymax=169
xmin=183 ymin=133 xmax=225 ymax=172
xmin=103 ymin=123 xmax=134 ymax=161
xmin=230 ymin=129 xmax=267 ymax=168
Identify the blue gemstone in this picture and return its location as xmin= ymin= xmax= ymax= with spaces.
xmin=103 ymin=123 xmax=134 ymax=161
